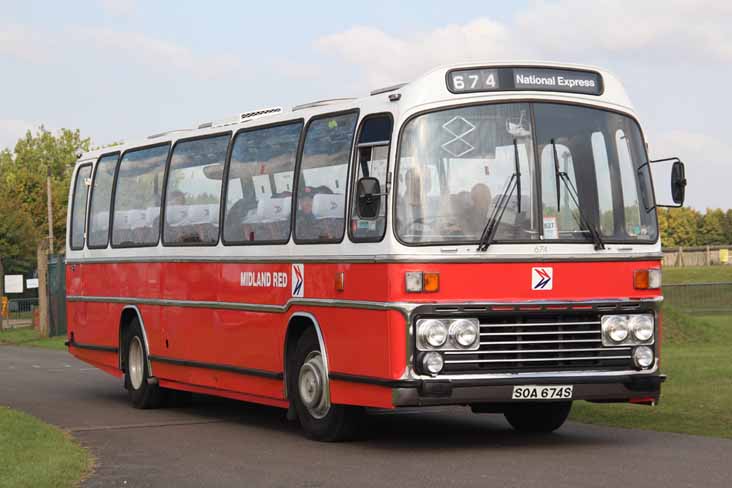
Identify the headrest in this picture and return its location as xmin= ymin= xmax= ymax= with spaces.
xmin=256 ymin=197 xmax=291 ymax=222
xmin=312 ymin=193 xmax=343 ymax=219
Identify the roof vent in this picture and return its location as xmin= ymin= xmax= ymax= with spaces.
xmin=198 ymin=107 xmax=283 ymax=130
xmin=370 ymin=83 xmax=407 ymax=96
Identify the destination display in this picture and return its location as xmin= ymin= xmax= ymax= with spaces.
xmin=447 ymin=67 xmax=603 ymax=96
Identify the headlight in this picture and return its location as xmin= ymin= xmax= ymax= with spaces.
xmin=629 ymin=315 xmax=654 ymax=342
xmin=417 ymin=319 xmax=448 ymax=349
xmin=422 ymin=352 xmax=444 ymax=375
xmin=633 ymin=346 xmax=654 ymax=369
xmin=449 ymin=319 xmax=480 ymax=349
xmin=602 ymin=315 xmax=629 ymax=344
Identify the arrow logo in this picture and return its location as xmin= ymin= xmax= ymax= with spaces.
xmin=532 ymin=267 xmax=553 ymax=290
xmin=292 ymin=264 xmax=304 ymax=297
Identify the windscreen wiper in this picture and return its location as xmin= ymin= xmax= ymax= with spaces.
xmin=550 ymin=139 xmax=605 ymax=250
xmin=477 ymin=139 xmax=521 ymax=252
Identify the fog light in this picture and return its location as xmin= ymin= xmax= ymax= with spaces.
xmin=629 ymin=315 xmax=654 ymax=342
xmin=422 ymin=352 xmax=444 ymax=375
xmin=449 ymin=319 xmax=480 ymax=349
xmin=602 ymin=315 xmax=629 ymax=344
xmin=633 ymin=346 xmax=654 ymax=369
xmin=417 ymin=319 xmax=448 ymax=349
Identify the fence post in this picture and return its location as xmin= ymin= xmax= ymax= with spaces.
xmin=37 ymin=241 xmax=49 ymax=338
xmin=706 ymin=246 xmax=711 ymax=266
xmin=677 ymin=247 xmax=684 ymax=267
xmin=0 ymin=257 xmax=4 ymax=330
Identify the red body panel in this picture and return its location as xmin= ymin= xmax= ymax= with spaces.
xmin=67 ymin=259 xmax=661 ymax=409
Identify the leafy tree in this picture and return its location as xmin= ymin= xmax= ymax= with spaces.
xmin=698 ymin=208 xmax=727 ymax=245
xmin=0 ymin=198 xmax=36 ymax=274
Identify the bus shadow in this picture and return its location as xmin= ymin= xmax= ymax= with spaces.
xmin=173 ymin=395 xmax=619 ymax=450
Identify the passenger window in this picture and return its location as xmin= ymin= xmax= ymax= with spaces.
xmin=295 ymin=112 xmax=358 ymax=243
xmin=164 ymin=135 xmax=229 ymax=246
xmin=350 ymin=115 xmax=392 ymax=241
xmin=111 ymin=144 xmax=169 ymax=247
xmin=616 ymin=129 xmax=642 ymax=237
xmin=87 ymin=154 xmax=119 ymax=248
xmin=70 ymin=165 xmax=92 ymax=250
xmin=223 ymin=122 xmax=302 ymax=244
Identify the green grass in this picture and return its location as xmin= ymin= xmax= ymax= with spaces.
xmin=663 ymin=265 xmax=732 ymax=284
xmin=0 ymin=327 xmax=67 ymax=350
xmin=571 ymin=310 xmax=732 ymax=439
xmin=0 ymin=407 xmax=91 ymax=488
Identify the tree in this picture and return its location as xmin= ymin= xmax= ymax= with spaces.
xmin=698 ymin=208 xmax=726 ymax=245
xmin=0 ymin=198 xmax=36 ymax=274
xmin=0 ymin=126 xmax=90 ymax=252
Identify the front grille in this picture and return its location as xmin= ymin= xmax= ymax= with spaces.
xmin=441 ymin=313 xmax=634 ymax=374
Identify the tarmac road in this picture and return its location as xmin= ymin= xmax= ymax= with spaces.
xmin=1 ymin=345 xmax=730 ymax=488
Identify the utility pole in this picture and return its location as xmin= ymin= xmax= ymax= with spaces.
xmin=46 ymin=166 xmax=54 ymax=254
xmin=0 ymin=257 xmax=5 ymax=330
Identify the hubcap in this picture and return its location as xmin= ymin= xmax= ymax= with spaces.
xmin=298 ymin=351 xmax=330 ymax=419
xmin=128 ymin=336 xmax=144 ymax=390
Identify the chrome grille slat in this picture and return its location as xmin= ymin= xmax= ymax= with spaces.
xmin=480 ymin=321 xmax=601 ymax=328
xmin=445 ymin=347 xmax=630 ymax=355
xmin=480 ymin=330 xmax=600 ymax=336
xmin=439 ymin=311 xmax=635 ymax=374
xmin=445 ymin=355 xmax=632 ymax=365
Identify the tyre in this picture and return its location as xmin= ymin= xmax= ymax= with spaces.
xmin=504 ymin=401 xmax=572 ymax=433
xmin=123 ymin=318 xmax=164 ymax=409
xmin=287 ymin=329 xmax=361 ymax=441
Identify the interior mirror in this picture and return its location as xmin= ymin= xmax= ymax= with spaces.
xmin=356 ymin=177 xmax=381 ymax=219
xmin=650 ymin=157 xmax=687 ymax=208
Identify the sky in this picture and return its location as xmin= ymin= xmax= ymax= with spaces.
xmin=0 ymin=0 xmax=729 ymax=210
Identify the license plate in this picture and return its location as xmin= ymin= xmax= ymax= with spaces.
xmin=512 ymin=385 xmax=573 ymax=400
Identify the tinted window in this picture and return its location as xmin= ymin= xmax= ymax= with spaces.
xmin=112 ymin=144 xmax=169 ymax=247
xmin=87 ymin=154 xmax=118 ymax=248
xmin=224 ymin=122 xmax=302 ymax=244
xmin=164 ymin=135 xmax=229 ymax=245
xmin=295 ymin=112 xmax=357 ymax=242
xmin=70 ymin=165 xmax=92 ymax=250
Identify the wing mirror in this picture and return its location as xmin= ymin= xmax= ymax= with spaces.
xmin=356 ymin=177 xmax=383 ymax=219
xmin=650 ymin=157 xmax=687 ymax=207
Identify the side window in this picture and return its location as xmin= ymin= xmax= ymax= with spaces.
xmin=164 ymin=135 xmax=229 ymax=246
xmin=69 ymin=165 xmax=92 ymax=250
xmin=295 ymin=112 xmax=358 ymax=243
xmin=111 ymin=144 xmax=169 ymax=247
xmin=350 ymin=115 xmax=392 ymax=242
xmin=87 ymin=154 xmax=119 ymax=248
xmin=616 ymin=129 xmax=642 ymax=236
xmin=223 ymin=122 xmax=302 ymax=244
xmin=591 ymin=132 xmax=614 ymax=236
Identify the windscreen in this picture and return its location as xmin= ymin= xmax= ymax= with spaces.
xmin=396 ymin=102 xmax=658 ymax=244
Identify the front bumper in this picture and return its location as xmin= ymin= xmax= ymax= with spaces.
xmin=392 ymin=371 xmax=665 ymax=407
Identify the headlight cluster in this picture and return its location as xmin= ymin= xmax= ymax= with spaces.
xmin=416 ymin=318 xmax=480 ymax=351
xmin=601 ymin=314 xmax=655 ymax=346
xmin=601 ymin=314 xmax=656 ymax=370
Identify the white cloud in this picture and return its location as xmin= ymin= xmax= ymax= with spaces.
xmin=0 ymin=24 xmax=53 ymax=62
xmin=317 ymin=0 xmax=732 ymax=87
xmin=98 ymin=0 xmax=137 ymax=17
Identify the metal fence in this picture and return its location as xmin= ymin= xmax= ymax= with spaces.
xmin=663 ymin=282 xmax=732 ymax=313
xmin=4 ymin=298 xmax=39 ymax=328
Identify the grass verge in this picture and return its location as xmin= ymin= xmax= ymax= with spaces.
xmin=0 ymin=327 xmax=67 ymax=350
xmin=0 ymin=407 xmax=91 ymax=488
xmin=663 ymin=265 xmax=732 ymax=284
xmin=571 ymin=310 xmax=732 ymax=439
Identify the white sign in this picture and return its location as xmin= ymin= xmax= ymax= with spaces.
xmin=531 ymin=267 xmax=553 ymax=291
xmin=26 ymin=278 xmax=39 ymax=289
xmin=4 ymin=275 xmax=24 ymax=294
xmin=543 ymin=216 xmax=558 ymax=240
xmin=291 ymin=264 xmax=304 ymax=297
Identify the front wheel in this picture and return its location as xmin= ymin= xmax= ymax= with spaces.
xmin=504 ymin=401 xmax=572 ymax=433
xmin=288 ymin=329 xmax=361 ymax=441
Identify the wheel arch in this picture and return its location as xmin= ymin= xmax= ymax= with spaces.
xmin=119 ymin=305 xmax=153 ymax=376
xmin=283 ymin=312 xmax=329 ymax=398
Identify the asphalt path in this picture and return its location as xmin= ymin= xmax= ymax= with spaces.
xmin=1 ymin=345 xmax=730 ymax=487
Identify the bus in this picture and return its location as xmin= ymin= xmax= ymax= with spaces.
xmin=66 ymin=61 xmax=687 ymax=441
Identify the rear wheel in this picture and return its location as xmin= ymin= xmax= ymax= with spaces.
xmin=504 ymin=401 xmax=572 ymax=433
xmin=124 ymin=318 xmax=164 ymax=409
xmin=288 ymin=329 xmax=361 ymax=441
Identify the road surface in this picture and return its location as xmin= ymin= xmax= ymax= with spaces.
xmin=1 ymin=345 xmax=730 ymax=487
